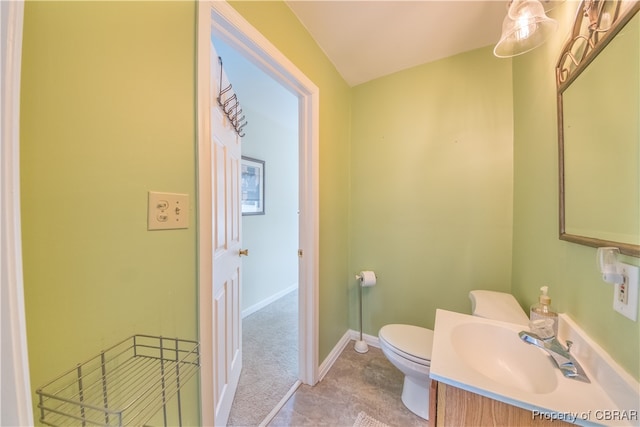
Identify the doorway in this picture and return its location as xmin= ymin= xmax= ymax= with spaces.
xmin=196 ymin=2 xmax=320 ymax=426
xmin=212 ymin=36 xmax=300 ymax=426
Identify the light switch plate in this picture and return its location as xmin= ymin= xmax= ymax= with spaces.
xmin=613 ymin=263 xmax=639 ymax=321
xmin=148 ymin=191 xmax=189 ymax=230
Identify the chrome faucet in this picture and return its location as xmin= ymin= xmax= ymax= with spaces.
xmin=519 ymin=331 xmax=590 ymax=383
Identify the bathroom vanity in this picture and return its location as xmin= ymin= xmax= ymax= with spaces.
xmin=429 ymin=380 xmax=570 ymax=427
xmin=429 ymin=309 xmax=640 ymax=427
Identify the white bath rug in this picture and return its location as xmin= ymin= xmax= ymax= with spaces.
xmin=353 ymin=411 xmax=391 ymax=427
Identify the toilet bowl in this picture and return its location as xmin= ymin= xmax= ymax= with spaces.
xmin=378 ymin=290 xmax=528 ymax=420
xmin=378 ymin=324 xmax=433 ymax=420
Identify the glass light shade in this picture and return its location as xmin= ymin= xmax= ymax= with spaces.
xmin=494 ymin=0 xmax=559 ymax=58
xmin=540 ymin=0 xmax=566 ymax=13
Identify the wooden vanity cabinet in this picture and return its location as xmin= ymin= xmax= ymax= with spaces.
xmin=429 ymin=380 xmax=571 ymax=427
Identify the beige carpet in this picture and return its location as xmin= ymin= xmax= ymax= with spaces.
xmin=227 ymin=290 xmax=298 ymax=427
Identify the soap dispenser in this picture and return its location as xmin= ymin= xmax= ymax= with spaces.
xmin=530 ymin=286 xmax=558 ymax=338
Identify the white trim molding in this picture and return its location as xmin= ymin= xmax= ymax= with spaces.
xmin=196 ymin=5 xmax=215 ymax=425
xmin=242 ymin=284 xmax=298 ymax=319
xmin=348 ymin=329 xmax=380 ymax=349
xmin=317 ymin=330 xmax=380 ymax=382
xmin=318 ymin=331 xmax=351 ymax=382
xmin=1 ymin=1 xmax=34 ymax=425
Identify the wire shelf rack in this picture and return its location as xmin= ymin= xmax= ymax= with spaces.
xmin=36 ymin=335 xmax=200 ymax=427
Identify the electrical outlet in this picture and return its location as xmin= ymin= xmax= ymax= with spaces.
xmin=148 ymin=191 xmax=189 ymax=230
xmin=616 ymin=277 xmax=628 ymax=305
xmin=613 ymin=263 xmax=639 ymax=321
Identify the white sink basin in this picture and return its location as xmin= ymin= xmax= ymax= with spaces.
xmin=430 ymin=309 xmax=639 ymax=426
xmin=450 ymin=322 xmax=557 ymax=394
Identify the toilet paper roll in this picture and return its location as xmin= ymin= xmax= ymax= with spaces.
xmin=357 ymin=271 xmax=377 ymax=287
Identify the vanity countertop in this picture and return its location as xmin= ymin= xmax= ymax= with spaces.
xmin=430 ymin=309 xmax=640 ymax=426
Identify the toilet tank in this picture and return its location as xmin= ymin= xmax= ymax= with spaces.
xmin=469 ymin=290 xmax=529 ymax=326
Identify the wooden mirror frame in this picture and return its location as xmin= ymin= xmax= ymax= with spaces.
xmin=557 ymin=0 xmax=640 ymax=257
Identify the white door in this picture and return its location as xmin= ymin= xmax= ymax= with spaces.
xmin=210 ymin=42 xmax=243 ymax=426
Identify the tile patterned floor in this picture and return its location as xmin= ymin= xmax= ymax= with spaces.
xmin=268 ymin=344 xmax=428 ymax=427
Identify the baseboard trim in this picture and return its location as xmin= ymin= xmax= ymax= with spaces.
xmin=317 ymin=329 xmax=380 ymax=382
xmin=348 ymin=329 xmax=380 ymax=348
xmin=259 ymin=379 xmax=302 ymax=427
xmin=242 ymin=283 xmax=298 ymax=319
xmin=318 ymin=331 xmax=350 ymax=381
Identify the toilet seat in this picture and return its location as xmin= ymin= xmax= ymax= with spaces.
xmin=379 ymin=324 xmax=433 ymax=367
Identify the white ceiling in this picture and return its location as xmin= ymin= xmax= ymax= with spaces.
xmin=285 ymin=1 xmax=510 ymax=86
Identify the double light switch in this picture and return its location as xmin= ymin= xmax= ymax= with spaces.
xmin=148 ymin=191 xmax=189 ymax=230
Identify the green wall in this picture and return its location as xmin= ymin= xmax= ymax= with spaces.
xmin=229 ymin=0 xmax=640 ymax=384
xmin=349 ymin=47 xmax=514 ymax=333
xmin=21 ymin=4 xmax=352 ymax=424
xmin=511 ymin=2 xmax=640 ymax=380
xmin=20 ymin=1 xmax=199 ymax=423
xmin=19 ymin=2 xmax=640 ymax=425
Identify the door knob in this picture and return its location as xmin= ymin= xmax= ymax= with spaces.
xmin=239 ymin=249 xmax=249 ymax=257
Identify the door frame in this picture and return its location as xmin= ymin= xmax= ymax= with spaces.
xmin=196 ymin=2 xmax=320 ymax=425
xmin=1 ymin=1 xmax=34 ymax=425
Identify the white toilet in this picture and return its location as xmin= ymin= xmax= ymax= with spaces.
xmin=378 ymin=290 xmax=528 ymax=420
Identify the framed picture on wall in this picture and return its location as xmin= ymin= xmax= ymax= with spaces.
xmin=241 ymin=156 xmax=265 ymax=215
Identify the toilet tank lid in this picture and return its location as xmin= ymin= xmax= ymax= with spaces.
xmin=469 ymin=290 xmax=529 ymax=326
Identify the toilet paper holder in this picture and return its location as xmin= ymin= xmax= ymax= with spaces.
xmin=355 ymin=271 xmax=377 ymax=287
xmin=355 ymin=271 xmax=376 ymax=354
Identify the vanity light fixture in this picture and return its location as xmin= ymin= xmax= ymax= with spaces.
xmin=494 ymin=0 xmax=559 ymax=58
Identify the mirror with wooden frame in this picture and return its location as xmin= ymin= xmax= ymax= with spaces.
xmin=557 ymin=0 xmax=640 ymax=257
